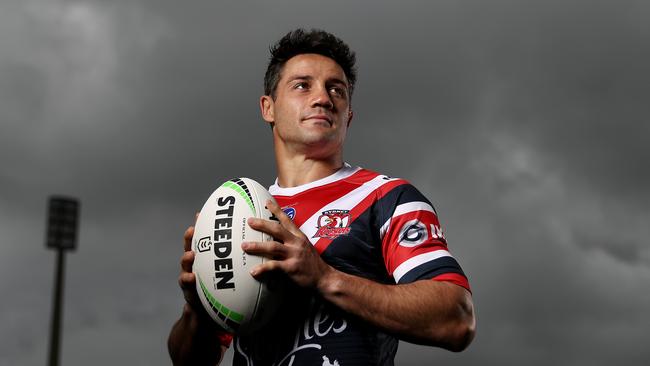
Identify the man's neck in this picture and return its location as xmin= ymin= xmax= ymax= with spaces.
xmin=275 ymin=153 xmax=344 ymax=188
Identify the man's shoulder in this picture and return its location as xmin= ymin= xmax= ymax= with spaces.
xmin=343 ymin=167 xmax=439 ymax=221
xmin=342 ymin=165 xmax=413 ymax=190
xmin=348 ymin=166 xmax=428 ymax=198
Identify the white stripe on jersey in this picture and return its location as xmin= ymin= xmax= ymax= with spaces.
xmin=379 ymin=201 xmax=436 ymax=240
xmin=392 ymin=249 xmax=453 ymax=283
xmin=300 ymin=175 xmax=400 ymax=245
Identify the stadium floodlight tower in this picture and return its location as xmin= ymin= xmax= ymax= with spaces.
xmin=46 ymin=196 xmax=80 ymax=366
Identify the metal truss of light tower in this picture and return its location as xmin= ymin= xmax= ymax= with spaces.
xmin=46 ymin=196 xmax=80 ymax=366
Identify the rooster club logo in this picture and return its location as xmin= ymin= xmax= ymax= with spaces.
xmin=313 ymin=209 xmax=351 ymax=239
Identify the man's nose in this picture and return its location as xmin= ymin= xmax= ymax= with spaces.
xmin=310 ymin=86 xmax=333 ymax=109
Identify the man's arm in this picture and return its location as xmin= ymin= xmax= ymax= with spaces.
xmin=168 ymin=226 xmax=229 ymax=366
xmin=168 ymin=303 xmax=227 ymax=365
xmin=317 ymin=267 xmax=475 ymax=350
xmin=242 ymin=200 xmax=476 ymax=351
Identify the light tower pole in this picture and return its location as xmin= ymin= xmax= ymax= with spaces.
xmin=46 ymin=196 xmax=80 ymax=366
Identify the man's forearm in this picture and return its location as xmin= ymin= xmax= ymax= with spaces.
xmin=317 ymin=269 xmax=475 ymax=351
xmin=168 ymin=304 xmax=226 ymax=366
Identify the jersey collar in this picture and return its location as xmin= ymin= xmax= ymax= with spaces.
xmin=269 ymin=163 xmax=359 ymax=196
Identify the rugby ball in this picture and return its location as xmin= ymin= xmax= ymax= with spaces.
xmin=192 ymin=177 xmax=283 ymax=334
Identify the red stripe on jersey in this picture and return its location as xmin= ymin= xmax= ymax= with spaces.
xmin=382 ymin=210 xmax=447 ymax=275
xmin=431 ymin=273 xmax=471 ymax=292
xmin=313 ymin=179 xmax=410 ymax=254
xmin=273 ymin=169 xmax=380 ymax=229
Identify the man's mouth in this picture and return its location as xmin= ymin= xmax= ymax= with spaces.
xmin=303 ymin=114 xmax=332 ymax=125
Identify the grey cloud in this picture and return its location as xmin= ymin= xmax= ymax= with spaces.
xmin=2 ymin=1 xmax=649 ymax=365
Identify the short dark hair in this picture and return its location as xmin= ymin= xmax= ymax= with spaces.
xmin=264 ymin=28 xmax=357 ymax=100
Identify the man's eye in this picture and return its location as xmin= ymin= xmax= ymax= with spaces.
xmin=329 ymin=87 xmax=346 ymax=97
xmin=294 ymin=82 xmax=308 ymax=90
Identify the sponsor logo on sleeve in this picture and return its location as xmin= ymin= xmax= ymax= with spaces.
xmin=398 ymin=219 xmax=445 ymax=247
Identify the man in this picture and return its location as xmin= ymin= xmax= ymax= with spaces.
xmin=169 ymin=29 xmax=475 ymax=365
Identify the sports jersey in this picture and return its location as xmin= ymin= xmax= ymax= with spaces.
xmin=232 ymin=164 xmax=469 ymax=366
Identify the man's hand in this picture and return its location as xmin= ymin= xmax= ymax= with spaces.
xmin=168 ymin=217 xmax=229 ymax=366
xmin=242 ymin=200 xmax=334 ymax=290
xmin=179 ymin=224 xmax=203 ymax=311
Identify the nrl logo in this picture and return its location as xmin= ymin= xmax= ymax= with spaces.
xmin=196 ymin=236 xmax=212 ymax=252
xmin=282 ymin=206 xmax=296 ymax=220
xmin=313 ymin=209 xmax=351 ymax=239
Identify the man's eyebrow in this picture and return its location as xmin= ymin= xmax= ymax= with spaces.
xmin=327 ymin=78 xmax=348 ymax=87
xmin=285 ymin=75 xmax=348 ymax=87
xmin=285 ymin=75 xmax=313 ymax=83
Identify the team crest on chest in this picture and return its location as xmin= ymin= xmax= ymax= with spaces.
xmin=313 ymin=209 xmax=352 ymax=239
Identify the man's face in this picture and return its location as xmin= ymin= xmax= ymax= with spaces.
xmin=260 ymin=53 xmax=353 ymax=157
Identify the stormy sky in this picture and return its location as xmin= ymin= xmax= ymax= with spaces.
xmin=1 ymin=0 xmax=649 ymax=365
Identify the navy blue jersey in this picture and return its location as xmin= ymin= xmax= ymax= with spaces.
xmin=232 ymin=164 xmax=469 ymax=366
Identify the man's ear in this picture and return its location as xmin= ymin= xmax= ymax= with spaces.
xmin=347 ymin=110 xmax=354 ymax=127
xmin=260 ymin=95 xmax=275 ymax=124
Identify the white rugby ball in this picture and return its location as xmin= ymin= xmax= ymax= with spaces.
xmin=192 ymin=177 xmax=283 ymax=334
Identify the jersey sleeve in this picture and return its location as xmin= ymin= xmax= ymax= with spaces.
xmin=375 ymin=182 xmax=470 ymax=291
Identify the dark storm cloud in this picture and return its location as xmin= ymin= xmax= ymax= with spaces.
xmin=1 ymin=0 xmax=649 ymax=365
xmin=470 ymin=4 xmax=650 ymax=203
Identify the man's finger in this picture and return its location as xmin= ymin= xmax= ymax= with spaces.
xmin=241 ymin=241 xmax=287 ymax=259
xmin=180 ymin=251 xmax=195 ymax=273
xmin=247 ymin=217 xmax=291 ymax=242
xmin=184 ymin=226 xmax=194 ymax=252
xmin=249 ymin=260 xmax=282 ymax=278
xmin=179 ymin=271 xmax=196 ymax=289
xmin=266 ymin=199 xmax=302 ymax=236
